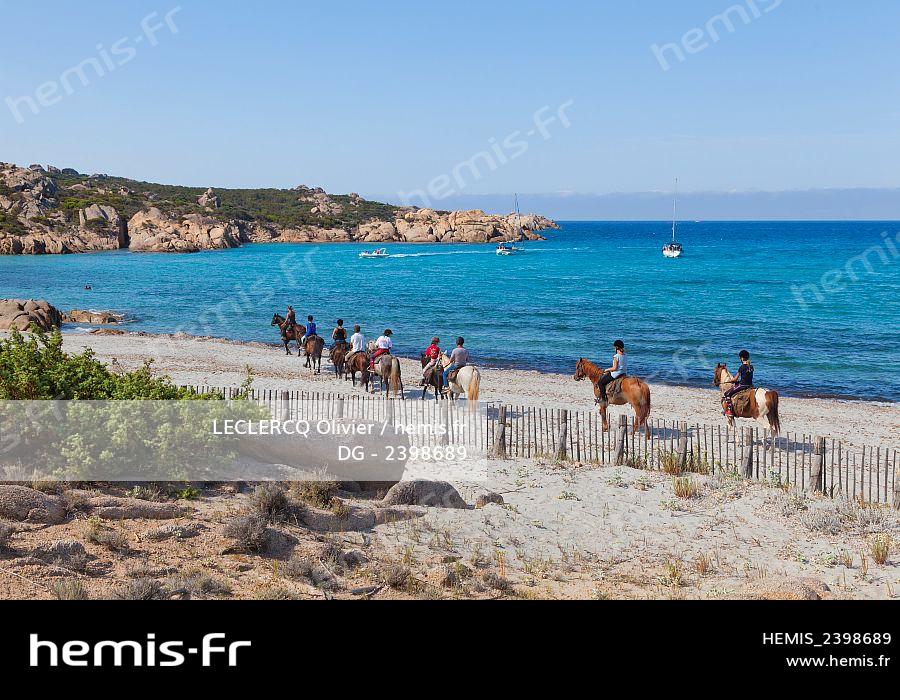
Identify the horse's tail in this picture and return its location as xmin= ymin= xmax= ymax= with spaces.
xmin=635 ymin=379 xmax=651 ymax=427
xmin=467 ymin=368 xmax=481 ymax=403
xmin=766 ymin=391 xmax=781 ymax=435
xmin=390 ymin=358 xmax=402 ymax=397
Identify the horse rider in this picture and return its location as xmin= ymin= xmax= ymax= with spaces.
xmin=283 ymin=305 xmax=297 ymax=334
xmin=442 ymin=337 xmax=469 ymax=392
xmin=301 ymin=315 xmax=318 ymax=345
xmin=723 ymin=350 xmax=754 ymax=417
xmin=370 ymin=329 xmax=393 ymax=370
xmin=347 ymin=324 xmax=366 ymax=363
xmin=597 ymin=340 xmax=628 ymax=403
xmin=422 ymin=336 xmax=441 ymax=385
xmin=332 ymin=319 xmax=348 ymax=349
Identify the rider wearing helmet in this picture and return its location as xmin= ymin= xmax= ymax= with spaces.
xmin=723 ymin=350 xmax=754 ymax=417
xmin=597 ymin=340 xmax=628 ymax=403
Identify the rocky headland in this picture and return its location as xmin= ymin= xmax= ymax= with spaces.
xmin=0 ymin=162 xmax=557 ymax=255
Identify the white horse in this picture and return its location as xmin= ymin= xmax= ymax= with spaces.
xmin=439 ymin=352 xmax=481 ymax=403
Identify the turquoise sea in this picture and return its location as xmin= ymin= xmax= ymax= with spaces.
xmin=2 ymin=222 xmax=898 ymax=401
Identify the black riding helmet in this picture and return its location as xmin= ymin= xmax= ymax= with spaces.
xmin=613 ymin=340 xmax=625 ymax=350
xmin=739 ymin=350 xmax=751 ymax=361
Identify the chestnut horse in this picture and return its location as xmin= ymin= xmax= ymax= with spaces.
xmin=713 ymin=364 xmax=781 ymax=435
xmin=574 ymin=359 xmax=651 ymax=439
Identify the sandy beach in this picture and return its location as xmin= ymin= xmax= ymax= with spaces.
xmin=2 ymin=329 xmax=896 ymax=601
xmin=48 ymin=330 xmax=899 ymax=450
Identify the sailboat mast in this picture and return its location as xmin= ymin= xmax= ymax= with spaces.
xmin=672 ymin=178 xmax=678 ymax=243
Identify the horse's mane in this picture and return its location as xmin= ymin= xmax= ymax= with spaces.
xmin=579 ymin=359 xmax=604 ymax=383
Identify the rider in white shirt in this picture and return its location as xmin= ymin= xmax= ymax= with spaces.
xmin=370 ymin=329 xmax=394 ymax=369
xmin=347 ymin=325 xmax=366 ymax=361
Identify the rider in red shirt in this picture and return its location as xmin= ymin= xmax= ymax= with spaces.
xmin=422 ymin=337 xmax=441 ymax=385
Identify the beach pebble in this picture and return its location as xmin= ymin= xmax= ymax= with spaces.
xmin=476 ymin=492 xmax=505 ymax=509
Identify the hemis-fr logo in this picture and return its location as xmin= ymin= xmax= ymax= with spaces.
xmin=30 ymin=633 xmax=251 ymax=668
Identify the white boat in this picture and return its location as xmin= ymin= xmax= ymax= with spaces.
xmin=497 ymin=195 xmax=526 ymax=256
xmin=359 ymin=248 xmax=389 ymax=259
xmin=663 ymin=179 xmax=684 ymax=258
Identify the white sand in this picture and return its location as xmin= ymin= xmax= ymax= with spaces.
xmin=48 ymin=331 xmax=899 ymax=450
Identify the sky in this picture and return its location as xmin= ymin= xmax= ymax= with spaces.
xmin=1 ymin=0 xmax=899 ymax=212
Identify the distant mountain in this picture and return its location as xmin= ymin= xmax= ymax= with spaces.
xmin=373 ymin=189 xmax=900 ymax=221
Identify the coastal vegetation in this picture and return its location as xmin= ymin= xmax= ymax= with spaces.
xmin=53 ymin=170 xmax=401 ymax=231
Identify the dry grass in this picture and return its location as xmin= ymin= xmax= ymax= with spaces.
xmin=673 ymin=477 xmax=699 ymax=500
xmin=249 ymin=483 xmax=289 ymax=523
xmin=167 ymin=570 xmax=232 ymax=598
xmin=52 ymin=579 xmax=89 ymax=600
xmin=660 ymin=560 xmax=684 ymax=587
xmin=115 ymin=578 xmax=168 ymax=601
xmin=380 ymin=563 xmax=411 ymax=590
xmin=85 ymin=518 xmax=130 ymax=552
xmin=223 ymin=515 xmax=270 ymax=553
xmin=870 ymin=535 xmax=891 ymax=566
xmin=290 ymin=481 xmax=340 ymax=510
xmin=695 ymin=553 xmax=713 ymax=576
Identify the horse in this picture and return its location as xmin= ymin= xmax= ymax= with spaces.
xmin=438 ymin=352 xmax=481 ymax=403
xmin=272 ymin=314 xmax=301 ymax=356
xmin=345 ymin=351 xmax=371 ymax=388
xmin=574 ymin=359 xmax=651 ymax=439
xmin=421 ymin=353 xmax=445 ymax=401
xmin=330 ymin=341 xmax=349 ymax=380
xmin=366 ymin=341 xmax=404 ymax=399
xmin=302 ymin=335 xmax=326 ymax=374
xmin=713 ymin=364 xmax=781 ymax=435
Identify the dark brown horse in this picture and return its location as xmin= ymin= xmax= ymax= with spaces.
xmin=272 ymin=313 xmax=301 ymax=356
xmin=303 ymin=335 xmax=326 ymax=374
xmin=421 ymin=353 xmax=445 ymax=401
xmin=330 ymin=341 xmax=349 ymax=380
xmin=574 ymin=359 xmax=652 ymax=439
xmin=345 ymin=351 xmax=370 ymax=388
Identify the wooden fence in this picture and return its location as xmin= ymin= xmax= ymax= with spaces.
xmin=184 ymin=387 xmax=900 ymax=508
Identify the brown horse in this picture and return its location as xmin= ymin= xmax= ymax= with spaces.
xmin=272 ymin=314 xmax=301 ymax=356
xmin=345 ymin=351 xmax=370 ymax=387
xmin=714 ymin=364 xmax=781 ymax=435
xmin=574 ymin=359 xmax=652 ymax=439
xmin=330 ymin=341 xmax=349 ymax=379
xmin=303 ymin=335 xmax=326 ymax=374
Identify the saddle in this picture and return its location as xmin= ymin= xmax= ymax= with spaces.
xmin=730 ymin=387 xmax=756 ymax=415
xmin=447 ymin=368 xmax=462 ymax=384
xmin=595 ymin=377 xmax=626 ymax=406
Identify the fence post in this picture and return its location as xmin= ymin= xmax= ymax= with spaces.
xmin=441 ymin=400 xmax=450 ymax=446
xmin=809 ymin=437 xmax=826 ymax=494
xmin=741 ymin=428 xmax=754 ymax=480
xmin=336 ymin=396 xmax=345 ymax=420
xmin=279 ymin=391 xmax=291 ymax=422
xmin=494 ymin=406 xmax=508 ymax=459
xmin=614 ymin=415 xmax=628 ymax=466
xmin=555 ymin=410 xmax=569 ymax=462
xmin=677 ymin=421 xmax=689 ymax=468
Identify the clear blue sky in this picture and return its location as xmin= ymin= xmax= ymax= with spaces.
xmin=1 ymin=0 xmax=898 ymax=202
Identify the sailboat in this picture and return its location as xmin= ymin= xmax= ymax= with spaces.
xmin=662 ymin=179 xmax=684 ymax=259
xmin=509 ymin=194 xmax=527 ymax=252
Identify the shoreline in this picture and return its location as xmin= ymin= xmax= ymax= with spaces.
xmin=60 ymin=326 xmax=900 ymax=405
xmin=10 ymin=329 xmax=894 ymax=451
